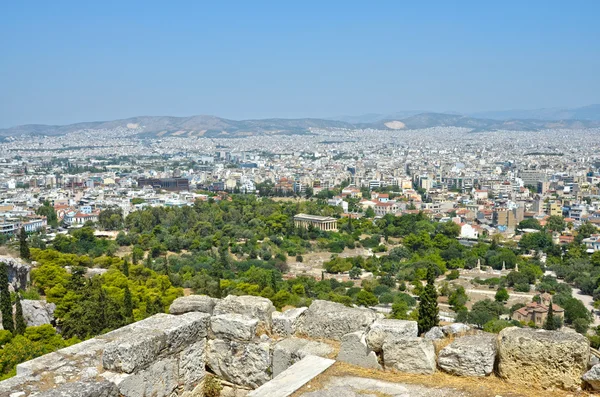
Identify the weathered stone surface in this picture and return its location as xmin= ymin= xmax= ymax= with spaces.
xmin=583 ymin=364 xmax=600 ymax=390
xmin=211 ymin=313 xmax=258 ymax=341
xmin=16 ymin=352 xmax=67 ymax=377
xmin=1 ymin=256 xmax=30 ymax=291
xmin=31 ymin=380 xmax=119 ymax=397
xmin=442 ymin=323 xmax=470 ymax=336
xmin=102 ymin=357 xmax=179 ymax=397
xmin=337 ymin=331 xmax=381 ymax=369
xmin=438 ymin=333 xmax=497 ymax=377
xmin=365 ymin=319 xmax=418 ymax=352
xmin=272 ymin=337 xmax=334 ymax=376
xmin=213 ymin=295 xmax=275 ymax=332
xmin=102 ymin=329 xmax=167 ymax=373
xmin=383 ymin=338 xmax=436 ymax=374
xmin=206 ymin=338 xmax=273 ymax=388
xmin=423 ymin=326 xmax=445 ymax=340
xmin=272 ymin=307 xmax=307 ymax=337
xmin=296 ymin=300 xmax=377 ymax=340
xmin=169 ymin=295 xmax=218 ymax=315
xmin=497 ymin=327 xmax=590 ymax=391
xmin=179 ymin=339 xmax=207 ymax=390
xmin=21 ymin=299 xmax=56 ymax=327
xmin=133 ymin=312 xmax=210 ymax=352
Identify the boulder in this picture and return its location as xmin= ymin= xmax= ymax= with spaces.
xmin=423 ymin=326 xmax=445 ymax=340
xmin=296 ymin=300 xmax=377 ymax=340
xmin=272 ymin=307 xmax=307 ymax=337
xmin=169 ymin=295 xmax=218 ymax=315
xmin=206 ymin=338 xmax=273 ymax=388
xmin=21 ymin=299 xmax=56 ymax=327
xmin=438 ymin=333 xmax=497 ymax=377
xmin=31 ymin=380 xmax=119 ymax=397
xmin=179 ymin=339 xmax=207 ymax=390
xmin=383 ymin=338 xmax=436 ymax=374
xmin=442 ymin=323 xmax=470 ymax=336
xmin=133 ymin=312 xmax=210 ymax=352
xmin=583 ymin=364 xmax=600 ymax=390
xmin=365 ymin=319 xmax=418 ymax=352
xmin=102 ymin=329 xmax=167 ymax=373
xmin=213 ymin=295 xmax=275 ymax=333
xmin=272 ymin=337 xmax=334 ymax=376
xmin=211 ymin=313 xmax=258 ymax=341
xmin=497 ymin=327 xmax=590 ymax=391
xmin=337 ymin=331 xmax=381 ymax=369
xmin=103 ymin=357 xmax=179 ymax=397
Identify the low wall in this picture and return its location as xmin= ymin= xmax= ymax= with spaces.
xmin=0 ymin=294 xmax=595 ymax=396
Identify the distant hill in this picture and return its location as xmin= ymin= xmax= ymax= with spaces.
xmin=469 ymin=104 xmax=600 ymax=121
xmin=1 ymin=110 xmax=599 ymax=138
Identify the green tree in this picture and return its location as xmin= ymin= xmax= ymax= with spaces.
xmin=546 ymin=215 xmax=565 ymax=232
xmin=122 ymin=259 xmax=130 ymax=277
xmin=349 ymin=266 xmax=362 ymax=280
xmin=14 ymin=295 xmax=26 ymax=335
xmin=123 ymin=286 xmax=133 ymax=324
xmin=36 ymin=201 xmax=59 ymax=228
xmin=544 ymin=300 xmax=557 ymax=330
xmin=355 ymin=290 xmax=378 ymax=307
xmin=418 ymin=265 xmax=439 ymax=334
xmin=19 ymin=227 xmax=30 ymax=260
xmin=495 ymin=287 xmax=510 ymax=303
xmin=390 ymin=300 xmax=409 ymax=320
xmin=0 ymin=263 xmax=14 ymax=333
xmin=448 ymin=286 xmax=468 ymax=312
xmin=365 ymin=207 xmax=375 ymax=218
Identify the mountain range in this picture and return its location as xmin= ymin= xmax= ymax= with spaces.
xmin=1 ymin=105 xmax=599 ymax=138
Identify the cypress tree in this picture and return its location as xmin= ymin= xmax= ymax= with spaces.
xmin=544 ymin=299 xmax=556 ymax=330
xmin=15 ymin=294 xmax=26 ymax=335
xmin=418 ymin=264 xmax=439 ymax=334
xmin=122 ymin=259 xmax=130 ymax=277
xmin=123 ymin=285 xmax=133 ymax=324
xmin=0 ymin=262 xmax=14 ymax=333
xmin=19 ymin=227 xmax=30 ymax=260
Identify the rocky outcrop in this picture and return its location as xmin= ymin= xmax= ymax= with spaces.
xmin=383 ymin=337 xmax=437 ymax=374
xmin=438 ymin=333 xmax=497 ymax=377
xmin=497 ymin=327 xmax=590 ymax=391
xmin=169 ymin=295 xmax=217 ymax=315
xmin=424 ymin=326 xmax=445 ymax=340
xmin=365 ymin=319 xmax=418 ymax=353
xmin=272 ymin=337 xmax=334 ymax=376
xmin=21 ymin=299 xmax=56 ymax=327
xmin=296 ymin=300 xmax=378 ymax=340
xmin=272 ymin=307 xmax=307 ymax=337
xmin=1 ymin=256 xmax=30 ymax=291
xmin=213 ymin=295 xmax=275 ymax=333
xmin=583 ymin=364 xmax=600 ymax=390
xmin=337 ymin=331 xmax=381 ymax=369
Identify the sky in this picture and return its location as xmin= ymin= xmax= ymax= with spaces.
xmin=0 ymin=1 xmax=599 ymax=127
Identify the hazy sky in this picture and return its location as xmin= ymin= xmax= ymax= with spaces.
xmin=1 ymin=1 xmax=599 ymax=127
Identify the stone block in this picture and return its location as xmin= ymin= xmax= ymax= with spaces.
xmin=442 ymin=323 xmax=470 ymax=336
xmin=211 ymin=313 xmax=258 ymax=341
xmin=272 ymin=307 xmax=307 ymax=337
xmin=179 ymin=339 xmax=207 ymax=390
xmin=31 ymin=380 xmax=119 ymax=397
xmin=102 ymin=329 xmax=167 ymax=373
xmin=438 ymin=333 xmax=497 ymax=377
xmin=337 ymin=331 xmax=381 ymax=369
xmin=423 ymin=326 xmax=445 ymax=340
xmin=213 ymin=295 xmax=275 ymax=333
xmin=169 ymin=295 xmax=218 ymax=315
xmin=103 ymin=357 xmax=179 ymax=397
xmin=272 ymin=337 xmax=334 ymax=377
xmin=133 ymin=312 xmax=210 ymax=352
xmin=365 ymin=319 xmax=418 ymax=352
xmin=296 ymin=300 xmax=377 ymax=340
xmin=383 ymin=337 xmax=436 ymax=374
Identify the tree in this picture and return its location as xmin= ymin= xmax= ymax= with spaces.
xmin=365 ymin=207 xmax=375 ymax=218
xmin=448 ymin=286 xmax=468 ymax=312
xmin=122 ymin=259 xmax=130 ymax=277
xmin=355 ymin=290 xmax=378 ymax=307
xmin=495 ymin=288 xmax=510 ymax=303
xmin=36 ymin=201 xmax=59 ymax=228
xmin=544 ymin=300 xmax=557 ymax=331
xmin=418 ymin=265 xmax=439 ymax=334
xmin=518 ymin=218 xmax=542 ymax=230
xmin=123 ymin=286 xmax=133 ymax=324
xmin=349 ymin=266 xmax=362 ymax=280
xmin=546 ymin=215 xmax=565 ymax=232
xmin=391 ymin=300 xmax=409 ymax=319
xmin=15 ymin=294 xmax=27 ymax=335
xmin=0 ymin=262 xmax=14 ymax=333
xmin=20 ymin=227 xmax=30 ymax=260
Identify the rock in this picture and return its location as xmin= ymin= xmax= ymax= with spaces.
xmin=169 ymin=295 xmax=218 ymax=315
xmin=102 ymin=329 xmax=167 ymax=373
xmin=211 ymin=313 xmax=258 ymax=341
xmin=383 ymin=338 xmax=437 ymax=374
xmin=272 ymin=307 xmax=307 ymax=337
xmin=206 ymin=338 xmax=273 ymax=388
xmin=296 ymin=300 xmax=377 ymax=340
xmin=31 ymin=380 xmax=119 ymax=397
xmin=590 ymin=355 xmax=600 ymax=368
xmin=134 ymin=312 xmax=210 ymax=352
xmin=365 ymin=319 xmax=418 ymax=352
xmin=583 ymin=364 xmax=600 ymax=390
xmin=1 ymin=256 xmax=30 ymax=291
xmin=442 ymin=323 xmax=470 ymax=336
xmin=272 ymin=337 xmax=334 ymax=376
xmin=179 ymin=339 xmax=207 ymax=390
xmin=424 ymin=326 xmax=445 ymax=340
xmin=103 ymin=357 xmax=179 ymax=397
xmin=438 ymin=333 xmax=497 ymax=377
xmin=213 ymin=295 xmax=275 ymax=333
xmin=497 ymin=327 xmax=590 ymax=391
xmin=337 ymin=331 xmax=381 ymax=369
xmin=20 ymin=300 xmax=56 ymax=327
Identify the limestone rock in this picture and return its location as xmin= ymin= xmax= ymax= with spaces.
xmin=337 ymin=331 xmax=381 ymax=369
xmin=21 ymin=300 xmax=56 ymax=327
xmin=383 ymin=337 xmax=436 ymax=374
xmin=102 ymin=329 xmax=167 ymax=373
xmin=438 ymin=333 xmax=497 ymax=377
xmin=103 ymin=357 xmax=179 ymax=397
xmin=169 ymin=295 xmax=217 ymax=315
xmin=272 ymin=307 xmax=307 ymax=337
xmin=134 ymin=312 xmax=210 ymax=352
xmin=365 ymin=319 xmax=418 ymax=352
xmin=211 ymin=313 xmax=258 ymax=341
xmin=497 ymin=327 xmax=590 ymax=391
xmin=272 ymin=337 xmax=334 ymax=376
xmin=583 ymin=364 xmax=600 ymax=390
xmin=213 ymin=295 xmax=275 ymax=333
xmin=206 ymin=338 xmax=273 ymax=388
xmin=424 ymin=326 xmax=445 ymax=340
xmin=296 ymin=300 xmax=377 ymax=340
xmin=442 ymin=323 xmax=470 ymax=336
xmin=179 ymin=339 xmax=207 ymax=390
xmin=1 ymin=256 xmax=30 ymax=291
xmin=31 ymin=380 xmax=119 ymax=397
